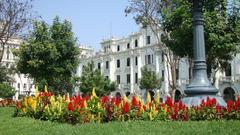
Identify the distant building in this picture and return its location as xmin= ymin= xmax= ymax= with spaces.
xmin=0 ymin=38 xmax=35 ymax=100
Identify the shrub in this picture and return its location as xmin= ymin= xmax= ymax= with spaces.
xmin=0 ymin=83 xmax=15 ymax=99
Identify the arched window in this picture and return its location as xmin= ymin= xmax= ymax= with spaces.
xmin=135 ymin=39 xmax=138 ymax=47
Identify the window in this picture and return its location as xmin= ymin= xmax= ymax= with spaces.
xmin=127 ymin=43 xmax=130 ymax=49
xmin=162 ymin=52 xmax=164 ymax=62
xmin=117 ymin=59 xmax=120 ymax=68
xmin=148 ymin=55 xmax=151 ymax=64
xmin=98 ymin=63 xmax=101 ymax=70
xmin=147 ymin=36 xmax=151 ymax=44
xmin=145 ymin=55 xmax=147 ymax=65
xmin=117 ymin=75 xmax=120 ymax=84
xmin=17 ymin=83 xmax=20 ymax=89
xmin=105 ymin=76 xmax=109 ymax=80
xmin=127 ymin=58 xmax=130 ymax=66
xmin=135 ymin=57 xmax=138 ymax=66
xmin=127 ymin=74 xmax=130 ymax=84
xmin=23 ymin=83 xmax=26 ymax=90
xmin=135 ymin=73 xmax=138 ymax=84
xmin=225 ymin=63 xmax=232 ymax=76
xmin=162 ymin=70 xmax=164 ymax=81
xmin=135 ymin=39 xmax=138 ymax=47
xmin=117 ymin=45 xmax=120 ymax=51
xmin=106 ymin=61 xmax=109 ymax=69
xmin=176 ymin=68 xmax=179 ymax=80
xmin=152 ymin=54 xmax=154 ymax=64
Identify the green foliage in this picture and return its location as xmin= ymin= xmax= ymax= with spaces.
xmin=15 ymin=16 xmax=80 ymax=94
xmin=139 ymin=66 xmax=161 ymax=90
xmin=0 ymin=63 xmax=12 ymax=83
xmin=0 ymin=83 xmax=15 ymax=98
xmin=79 ymin=62 xmax=116 ymax=96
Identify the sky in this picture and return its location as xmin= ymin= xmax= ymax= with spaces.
xmin=33 ymin=0 xmax=139 ymax=51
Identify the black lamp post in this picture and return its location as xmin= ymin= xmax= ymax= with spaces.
xmin=182 ymin=0 xmax=226 ymax=106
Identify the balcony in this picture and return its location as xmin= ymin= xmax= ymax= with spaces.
xmin=219 ymin=75 xmax=240 ymax=84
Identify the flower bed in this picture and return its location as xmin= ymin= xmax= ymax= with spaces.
xmin=0 ymin=98 xmax=15 ymax=107
xmin=15 ymin=89 xmax=240 ymax=124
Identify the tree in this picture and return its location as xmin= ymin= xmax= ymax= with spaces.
xmin=0 ymin=83 xmax=15 ymax=98
xmin=126 ymin=0 xmax=240 ymax=99
xmin=79 ymin=62 xmax=116 ymax=96
xmin=0 ymin=63 xmax=12 ymax=83
xmin=15 ymin=17 xmax=80 ymax=94
xmin=139 ymin=66 xmax=161 ymax=91
xmin=0 ymin=0 xmax=33 ymax=62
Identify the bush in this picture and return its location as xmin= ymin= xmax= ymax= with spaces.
xmin=0 ymin=83 xmax=16 ymax=98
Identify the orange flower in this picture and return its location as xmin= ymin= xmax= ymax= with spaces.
xmin=16 ymin=101 xmax=22 ymax=109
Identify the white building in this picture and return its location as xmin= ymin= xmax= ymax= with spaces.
xmin=77 ymin=26 xmax=187 ymax=98
xmin=0 ymin=38 xmax=35 ymax=100
xmin=77 ymin=26 xmax=240 ymax=102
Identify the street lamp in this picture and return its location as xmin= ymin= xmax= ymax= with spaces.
xmin=182 ymin=0 xmax=226 ymax=106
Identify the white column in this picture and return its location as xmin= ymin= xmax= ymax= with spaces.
xmin=155 ymin=53 xmax=160 ymax=75
xmin=164 ymin=55 xmax=169 ymax=95
xmin=130 ymin=55 xmax=134 ymax=93
xmin=138 ymin=53 xmax=143 ymax=79
xmin=109 ymin=57 xmax=115 ymax=81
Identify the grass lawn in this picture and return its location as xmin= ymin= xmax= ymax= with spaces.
xmin=0 ymin=107 xmax=240 ymax=135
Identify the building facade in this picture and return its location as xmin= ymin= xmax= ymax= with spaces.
xmin=77 ymin=26 xmax=240 ymax=102
xmin=0 ymin=38 xmax=35 ymax=100
xmin=77 ymin=26 xmax=188 ymax=98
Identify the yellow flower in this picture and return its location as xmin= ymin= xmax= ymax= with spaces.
xmin=91 ymin=88 xmax=98 ymax=98
xmin=155 ymin=90 xmax=160 ymax=104
xmin=97 ymin=102 xmax=101 ymax=109
xmin=35 ymin=85 xmax=39 ymax=97
xmin=66 ymin=93 xmax=70 ymax=102
xmin=44 ymin=85 xmax=48 ymax=92
xmin=24 ymin=97 xmax=28 ymax=107
xmin=84 ymin=100 xmax=88 ymax=109
xmin=147 ymin=92 xmax=151 ymax=104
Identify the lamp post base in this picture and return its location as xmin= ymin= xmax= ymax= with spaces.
xmin=185 ymin=85 xmax=218 ymax=97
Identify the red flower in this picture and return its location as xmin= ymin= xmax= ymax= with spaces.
xmin=143 ymin=105 xmax=147 ymax=112
xmin=216 ymin=104 xmax=221 ymax=113
xmin=114 ymin=97 xmax=121 ymax=107
xmin=165 ymin=96 xmax=173 ymax=107
xmin=101 ymin=96 xmax=109 ymax=104
xmin=212 ymin=98 xmax=217 ymax=106
xmin=68 ymin=102 xmax=74 ymax=111
xmin=179 ymin=100 xmax=183 ymax=110
xmin=122 ymin=102 xmax=130 ymax=113
xmin=131 ymin=96 xmax=138 ymax=108
xmin=227 ymin=100 xmax=234 ymax=112
xmin=235 ymin=97 xmax=240 ymax=111
xmin=174 ymin=104 xmax=178 ymax=114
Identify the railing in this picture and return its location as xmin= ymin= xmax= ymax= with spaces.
xmin=219 ymin=75 xmax=240 ymax=83
xmin=177 ymin=79 xmax=189 ymax=85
